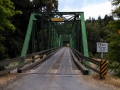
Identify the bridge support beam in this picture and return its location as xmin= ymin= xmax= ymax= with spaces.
xmin=20 ymin=13 xmax=37 ymax=66
xmin=80 ymin=12 xmax=90 ymax=74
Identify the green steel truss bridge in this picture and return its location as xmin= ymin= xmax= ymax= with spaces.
xmin=0 ymin=12 xmax=109 ymax=90
xmin=21 ymin=12 xmax=89 ymax=64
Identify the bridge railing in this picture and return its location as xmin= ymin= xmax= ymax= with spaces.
xmin=71 ymin=48 xmax=107 ymax=79
xmin=23 ymin=47 xmax=59 ymax=66
xmin=18 ymin=47 xmax=61 ymax=73
xmin=0 ymin=47 xmax=60 ymax=75
xmin=70 ymin=49 xmax=89 ymax=75
xmin=0 ymin=57 xmax=24 ymax=75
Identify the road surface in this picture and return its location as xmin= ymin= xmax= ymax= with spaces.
xmin=1 ymin=47 xmax=117 ymax=90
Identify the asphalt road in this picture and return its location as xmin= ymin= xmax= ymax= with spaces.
xmin=1 ymin=47 xmax=117 ymax=90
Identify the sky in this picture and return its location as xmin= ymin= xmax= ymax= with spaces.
xmin=58 ymin=0 xmax=112 ymax=20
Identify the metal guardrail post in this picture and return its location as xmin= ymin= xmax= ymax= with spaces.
xmin=100 ymin=60 xmax=107 ymax=79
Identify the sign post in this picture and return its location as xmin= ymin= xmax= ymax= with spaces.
xmin=97 ymin=42 xmax=108 ymax=79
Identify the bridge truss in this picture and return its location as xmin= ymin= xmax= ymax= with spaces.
xmin=20 ymin=12 xmax=89 ymax=68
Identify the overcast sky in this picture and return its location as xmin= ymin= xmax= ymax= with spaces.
xmin=58 ymin=0 xmax=112 ymax=20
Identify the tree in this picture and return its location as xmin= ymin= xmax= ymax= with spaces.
xmin=0 ymin=0 xmax=22 ymax=70
xmin=105 ymin=0 xmax=120 ymax=77
xmin=0 ymin=0 xmax=21 ymax=31
xmin=11 ymin=0 xmax=58 ymax=12
xmin=86 ymin=19 xmax=100 ymax=55
xmin=106 ymin=20 xmax=120 ymax=76
xmin=86 ymin=15 xmax=113 ymax=57
xmin=111 ymin=0 xmax=120 ymax=18
xmin=0 ymin=0 xmax=22 ymax=58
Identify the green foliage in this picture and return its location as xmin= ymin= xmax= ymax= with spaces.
xmin=89 ymin=52 xmax=94 ymax=58
xmin=0 ymin=0 xmax=22 ymax=70
xmin=108 ymin=61 xmax=120 ymax=77
xmin=86 ymin=15 xmax=113 ymax=55
xmin=0 ymin=0 xmax=22 ymax=60
xmin=111 ymin=0 xmax=120 ymax=18
xmin=105 ymin=0 xmax=120 ymax=77
xmin=12 ymin=0 xmax=58 ymax=12
xmin=44 ymin=0 xmax=58 ymax=12
xmin=0 ymin=0 xmax=22 ymax=31
xmin=56 ymin=22 xmax=72 ymax=35
xmin=105 ymin=20 xmax=120 ymax=77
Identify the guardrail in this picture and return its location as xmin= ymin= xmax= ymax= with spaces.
xmin=70 ymin=49 xmax=88 ymax=75
xmin=71 ymin=48 xmax=107 ymax=79
xmin=18 ymin=47 xmax=61 ymax=73
xmin=0 ymin=47 xmax=60 ymax=75
xmin=0 ymin=57 xmax=24 ymax=75
xmin=23 ymin=47 xmax=59 ymax=66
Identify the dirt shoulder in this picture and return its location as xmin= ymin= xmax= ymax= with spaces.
xmin=87 ymin=74 xmax=120 ymax=90
xmin=0 ymin=73 xmax=20 ymax=88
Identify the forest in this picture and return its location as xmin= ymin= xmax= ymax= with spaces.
xmin=0 ymin=0 xmax=120 ymax=77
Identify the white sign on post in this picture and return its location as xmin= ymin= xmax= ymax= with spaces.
xmin=97 ymin=42 xmax=108 ymax=53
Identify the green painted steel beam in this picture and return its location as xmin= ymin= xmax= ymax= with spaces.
xmin=80 ymin=12 xmax=90 ymax=74
xmin=35 ymin=24 xmax=40 ymax=51
xmin=51 ymin=26 xmax=53 ymax=48
xmin=32 ymin=21 xmax=36 ymax=53
xmin=53 ymin=28 xmax=55 ymax=47
xmin=59 ymin=35 xmax=61 ymax=47
xmin=80 ymin=12 xmax=89 ymax=57
xmin=48 ymin=22 xmax=51 ymax=48
xmin=20 ymin=13 xmax=36 ymax=66
xmin=31 ymin=21 xmax=36 ymax=62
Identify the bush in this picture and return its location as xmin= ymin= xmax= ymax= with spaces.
xmin=108 ymin=61 xmax=120 ymax=77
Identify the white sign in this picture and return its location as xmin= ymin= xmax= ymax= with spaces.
xmin=97 ymin=42 xmax=108 ymax=53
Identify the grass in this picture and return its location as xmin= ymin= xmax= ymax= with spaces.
xmin=90 ymin=74 xmax=120 ymax=89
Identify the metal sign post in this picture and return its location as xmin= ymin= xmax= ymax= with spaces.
xmin=97 ymin=42 xmax=108 ymax=79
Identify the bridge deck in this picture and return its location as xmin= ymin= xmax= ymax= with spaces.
xmin=2 ymin=47 xmax=116 ymax=90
